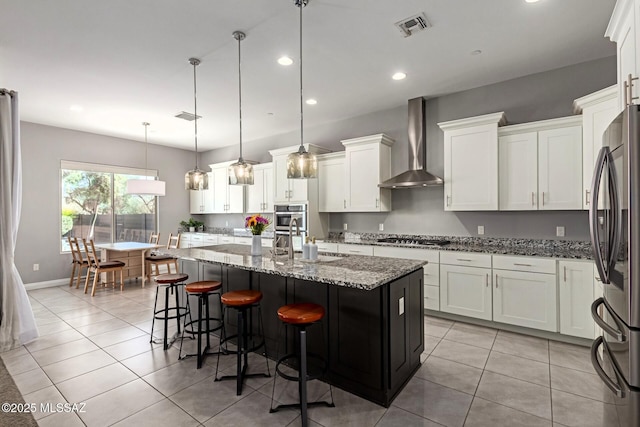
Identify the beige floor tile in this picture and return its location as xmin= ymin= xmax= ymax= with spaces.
xmin=444 ymin=323 xmax=496 ymax=349
xmin=103 ymin=335 xmax=160 ymax=360
xmin=551 ymin=389 xmax=620 ymax=427
xmin=37 ymin=411 xmax=86 ymax=427
xmin=30 ymin=338 xmax=99 ymax=366
xmin=492 ymin=331 xmax=549 ymax=363
xmin=11 ymin=367 xmax=53 ymax=394
xmin=423 ymin=334 xmax=440 ymax=355
xmin=550 ymin=365 xmax=614 ymax=403
xmin=41 ymin=349 xmax=117 ymax=383
xmin=142 ymin=359 xmax=216 ymax=396
xmin=56 ymin=362 xmax=138 ymax=403
xmin=74 ymin=318 xmax=130 ymax=337
xmin=23 ymin=385 xmax=67 ymax=420
xmin=393 ymin=376 xmax=473 ymax=427
xmin=3 ymin=352 xmax=39 ymax=375
xmin=110 ymin=399 xmax=199 ymax=427
xmin=56 ymin=305 xmax=107 ymax=321
xmin=485 ymin=351 xmax=550 ymax=387
xmin=415 ymin=355 xmax=483 ymax=394
xmin=0 ymin=345 xmax=28 ymax=360
xmin=431 ymin=339 xmax=490 ymax=369
xmin=549 ymin=341 xmax=594 ymax=374
xmin=204 ymin=388 xmax=298 ymax=427
xmin=64 ymin=311 xmax=116 ymax=328
xmin=24 ymin=329 xmax=85 ymax=353
xmin=424 ymin=316 xmax=453 ymax=338
xmin=89 ymin=325 xmax=147 ymax=348
xmin=465 ymin=397 xmax=552 ymax=427
xmin=376 ymin=406 xmax=442 ymax=427
xmin=476 ymin=371 xmax=551 ymax=420
xmin=78 ymin=379 xmax=164 ymax=427
xmin=307 ymin=386 xmax=387 ymax=427
xmin=169 ymin=376 xmax=246 ymax=423
xmin=36 ymin=320 xmax=73 ymax=336
xmin=120 ymin=346 xmax=180 ymax=377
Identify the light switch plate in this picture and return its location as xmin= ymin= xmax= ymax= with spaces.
xmin=379 ymin=223 xmax=384 ymax=231
xmin=556 ymin=226 xmax=565 ymax=237
xmin=399 ymin=297 xmax=405 ymax=315
xmin=343 ymin=223 xmax=348 ymax=230
xmin=478 ymin=225 xmax=485 ymax=235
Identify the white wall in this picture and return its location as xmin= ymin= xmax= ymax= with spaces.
xmin=17 ymin=122 xmax=194 ymax=284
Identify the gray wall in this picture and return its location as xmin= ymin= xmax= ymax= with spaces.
xmin=201 ymin=56 xmax=616 ymax=239
xmin=17 ymin=122 xmax=193 ymax=284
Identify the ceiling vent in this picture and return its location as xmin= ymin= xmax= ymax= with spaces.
xmin=174 ymin=111 xmax=202 ymax=121
xmin=395 ymin=13 xmax=430 ymax=38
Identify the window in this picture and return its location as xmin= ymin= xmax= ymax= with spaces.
xmin=60 ymin=161 xmax=158 ymax=252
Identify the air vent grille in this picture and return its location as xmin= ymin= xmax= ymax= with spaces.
xmin=395 ymin=13 xmax=430 ymax=38
xmin=174 ymin=111 xmax=202 ymax=121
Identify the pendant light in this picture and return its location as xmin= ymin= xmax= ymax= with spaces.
xmin=184 ymin=57 xmax=209 ymax=190
xmin=286 ymin=0 xmax=317 ymax=179
xmin=229 ymin=30 xmax=257 ymax=185
xmin=126 ymin=122 xmax=166 ymax=196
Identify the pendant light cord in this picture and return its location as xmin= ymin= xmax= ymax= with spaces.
xmin=192 ymin=59 xmax=199 ymax=169
xmin=238 ymin=33 xmax=244 ymax=161
xmin=299 ymin=0 xmax=304 ymax=149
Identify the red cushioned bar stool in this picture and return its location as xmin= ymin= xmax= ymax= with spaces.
xmin=269 ymin=303 xmax=334 ymax=427
xmin=151 ymin=273 xmax=189 ymax=350
xmin=178 ymin=281 xmax=223 ymax=369
xmin=215 ymin=289 xmax=270 ymax=395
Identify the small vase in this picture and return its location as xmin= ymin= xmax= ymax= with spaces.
xmin=251 ymin=235 xmax=262 ymax=256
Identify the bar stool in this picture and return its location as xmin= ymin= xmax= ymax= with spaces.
xmin=215 ymin=289 xmax=270 ymax=395
xmin=151 ymin=273 xmax=189 ymax=350
xmin=270 ymin=303 xmax=334 ymax=427
xmin=178 ymin=280 xmax=223 ymax=368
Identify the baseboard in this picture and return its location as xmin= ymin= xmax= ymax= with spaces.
xmin=24 ymin=278 xmax=70 ymax=290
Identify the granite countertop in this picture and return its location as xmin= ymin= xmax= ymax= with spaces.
xmin=323 ymin=233 xmax=594 ymax=260
xmin=158 ymin=244 xmax=426 ymax=291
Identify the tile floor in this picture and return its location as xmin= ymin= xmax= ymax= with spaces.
xmin=0 ymin=282 xmax=621 ymax=427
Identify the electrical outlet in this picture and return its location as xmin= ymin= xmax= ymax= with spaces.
xmin=477 ymin=225 xmax=485 ymax=235
xmin=225 ymin=221 xmax=229 ymax=227
xmin=556 ymin=226 xmax=565 ymax=237
xmin=33 ymin=264 xmax=39 ymax=271
xmin=379 ymin=223 xmax=384 ymax=231
xmin=343 ymin=223 xmax=348 ymax=231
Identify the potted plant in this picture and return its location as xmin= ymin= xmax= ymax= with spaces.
xmin=180 ymin=218 xmax=204 ymax=233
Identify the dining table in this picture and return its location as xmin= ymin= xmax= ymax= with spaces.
xmin=94 ymin=242 xmax=163 ymax=287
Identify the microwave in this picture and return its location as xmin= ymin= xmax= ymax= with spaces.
xmin=274 ymin=204 xmax=307 ymax=231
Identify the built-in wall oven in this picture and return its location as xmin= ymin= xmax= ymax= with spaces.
xmin=590 ymin=104 xmax=640 ymax=427
xmin=274 ymin=204 xmax=306 ymax=251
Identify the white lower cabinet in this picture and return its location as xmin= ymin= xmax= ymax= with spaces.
xmin=493 ymin=269 xmax=557 ymax=332
xmin=559 ymin=260 xmax=596 ymax=339
xmin=440 ymin=264 xmax=492 ymax=321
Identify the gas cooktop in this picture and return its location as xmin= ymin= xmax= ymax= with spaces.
xmin=376 ymin=238 xmax=451 ymax=247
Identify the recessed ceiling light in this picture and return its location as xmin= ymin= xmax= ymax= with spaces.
xmin=277 ymin=56 xmax=293 ymax=66
xmin=306 ymin=99 xmax=317 ymax=105
xmin=470 ymin=50 xmax=482 ymax=56
xmin=392 ymin=72 xmax=407 ymax=80
xmin=69 ymin=104 xmax=84 ymax=112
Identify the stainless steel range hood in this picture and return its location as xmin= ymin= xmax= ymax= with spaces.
xmin=379 ymin=97 xmax=443 ymax=188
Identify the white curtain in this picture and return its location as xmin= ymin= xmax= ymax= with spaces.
xmin=0 ymin=90 xmax=38 ymax=351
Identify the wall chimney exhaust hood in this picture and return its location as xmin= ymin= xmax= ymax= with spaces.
xmin=379 ymin=97 xmax=443 ymax=188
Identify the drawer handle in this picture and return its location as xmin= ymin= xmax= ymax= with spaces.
xmin=495 ymin=274 xmax=498 ymax=288
xmin=485 ymin=273 xmax=489 ymax=287
xmin=513 ymin=263 xmax=532 ymax=267
xmin=456 ymin=258 xmax=472 ymax=262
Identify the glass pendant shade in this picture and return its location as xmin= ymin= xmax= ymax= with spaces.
xmin=126 ymin=179 xmax=166 ymax=196
xmin=229 ymin=160 xmax=254 ymax=185
xmin=287 ymin=145 xmax=317 ymax=179
xmin=185 ymin=168 xmax=209 ymax=190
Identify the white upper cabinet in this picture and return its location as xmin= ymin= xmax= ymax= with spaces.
xmin=318 ymin=153 xmax=346 ymax=212
xmin=439 ymin=112 xmax=506 ymax=211
xmin=269 ymin=144 xmax=330 ymax=204
xmin=189 ymin=172 xmax=214 ymax=214
xmin=574 ymin=86 xmax=619 ymax=209
xmin=606 ymin=0 xmax=639 ymax=111
xmin=209 ymin=162 xmax=245 ymax=213
xmin=498 ymin=116 xmax=583 ymax=211
xmin=246 ymin=163 xmax=274 ymax=213
xmin=342 ymin=134 xmax=393 ymax=212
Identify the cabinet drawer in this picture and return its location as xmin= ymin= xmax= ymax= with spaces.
xmin=424 ymin=285 xmax=439 ymax=310
xmin=424 ymin=263 xmax=439 ymax=286
xmin=203 ymin=235 xmax=218 ymax=245
xmin=218 ymin=236 xmax=235 ymax=244
xmin=234 ymin=237 xmax=252 ymax=245
xmin=373 ymin=246 xmax=439 ymax=263
xmin=493 ymin=255 xmax=555 ymax=274
xmin=261 ymin=238 xmax=273 ymax=248
xmin=316 ymin=242 xmax=338 ymax=253
xmin=338 ymin=244 xmax=374 ymax=256
xmin=440 ymin=251 xmax=491 ymax=268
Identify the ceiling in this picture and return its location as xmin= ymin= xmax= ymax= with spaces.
xmin=1 ymin=0 xmax=616 ymax=151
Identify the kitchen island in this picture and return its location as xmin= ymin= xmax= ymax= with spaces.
xmin=160 ymin=244 xmax=425 ymax=407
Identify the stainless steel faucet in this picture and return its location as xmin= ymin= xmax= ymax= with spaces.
xmin=288 ymin=217 xmax=301 ymax=259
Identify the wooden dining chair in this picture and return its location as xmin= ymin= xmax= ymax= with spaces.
xmin=68 ymin=236 xmax=89 ymax=288
xmin=145 ymin=233 xmax=181 ymax=280
xmin=82 ymin=238 xmax=125 ymax=296
xmin=149 ymin=233 xmax=160 ymax=245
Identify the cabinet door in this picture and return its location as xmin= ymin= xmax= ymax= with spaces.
xmin=582 ymin=97 xmax=619 ymax=209
xmin=493 ymin=270 xmax=557 ymax=332
xmin=618 ymin=9 xmax=637 ymax=110
xmin=440 ymin=265 xmax=492 ymax=320
xmin=538 ymin=126 xmax=583 ymax=210
xmin=201 ymin=173 xmax=214 ymax=213
xmin=318 ymin=157 xmax=345 ymax=212
xmin=444 ymin=124 xmax=498 ymax=211
xmin=189 ymin=190 xmax=203 ymax=214
xmin=263 ymin=167 xmax=274 ymax=212
xmin=559 ymin=261 xmax=595 ymax=339
xmin=345 ymin=144 xmax=381 ymax=211
xmin=226 ymin=169 xmax=245 ymax=213
xmin=289 ymin=175 xmax=308 ymax=203
xmin=273 ymin=155 xmax=291 ymax=203
xmin=211 ymin=167 xmax=227 ymax=213
xmin=499 ymin=132 xmax=538 ymax=210
xmin=246 ymin=168 xmax=265 ymax=213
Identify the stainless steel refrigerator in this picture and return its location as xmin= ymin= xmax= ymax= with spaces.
xmin=590 ymin=103 xmax=640 ymax=427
